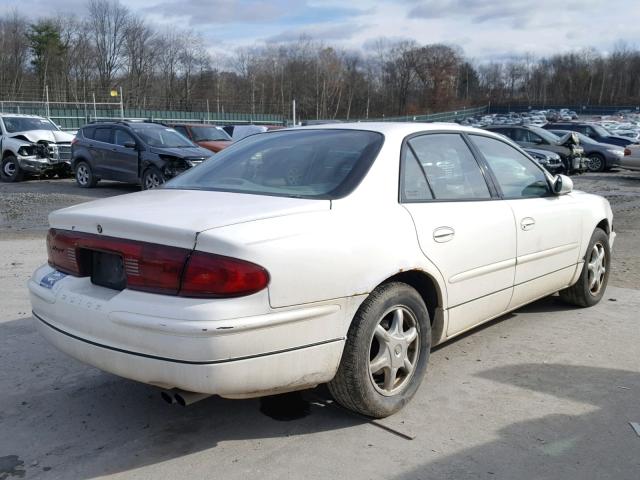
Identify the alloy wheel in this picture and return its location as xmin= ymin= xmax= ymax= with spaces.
xmin=588 ymin=156 xmax=603 ymax=172
xmin=3 ymin=160 xmax=16 ymax=177
xmin=587 ymin=242 xmax=606 ymax=295
xmin=144 ymin=172 xmax=163 ymax=189
xmin=76 ymin=165 xmax=89 ymax=185
xmin=368 ymin=306 xmax=420 ymax=396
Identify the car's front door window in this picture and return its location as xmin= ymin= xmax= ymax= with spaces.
xmin=114 ymin=129 xmax=135 ymax=147
xmin=404 ymin=133 xmax=491 ymax=201
xmin=470 ymin=135 xmax=549 ymax=199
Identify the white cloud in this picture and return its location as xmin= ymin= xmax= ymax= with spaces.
xmin=1 ymin=0 xmax=639 ymax=60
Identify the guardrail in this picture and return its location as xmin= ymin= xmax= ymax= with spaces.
xmin=318 ymin=105 xmax=489 ymax=124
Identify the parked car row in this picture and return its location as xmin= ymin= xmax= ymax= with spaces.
xmin=0 ymin=114 xmax=285 ymax=188
xmin=484 ymin=125 xmax=588 ymax=174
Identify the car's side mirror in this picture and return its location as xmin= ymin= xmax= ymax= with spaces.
xmin=553 ymin=174 xmax=573 ymax=195
xmin=124 ymin=141 xmax=137 ymax=149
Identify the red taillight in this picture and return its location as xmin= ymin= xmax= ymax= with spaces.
xmin=71 ymin=137 xmax=79 ymax=145
xmin=624 ymin=148 xmax=631 ymax=156
xmin=46 ymin=229 xmax=269 ymax=298
xmin=180 ymin=252 xmax=270 ymax=298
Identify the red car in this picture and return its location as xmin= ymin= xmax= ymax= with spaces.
xmin=169 ymin=124 xmax=232 ymax=153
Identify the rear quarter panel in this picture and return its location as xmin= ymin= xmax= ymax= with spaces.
xmin=194 ymin=204 xmax=446 ymax=309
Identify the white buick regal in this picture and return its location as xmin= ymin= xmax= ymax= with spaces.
xmin=29 ymin=123 xmax=614 ymax=417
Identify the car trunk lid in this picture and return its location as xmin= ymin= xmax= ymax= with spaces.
xmin=49 ymin=189 xmax=330 ymax=249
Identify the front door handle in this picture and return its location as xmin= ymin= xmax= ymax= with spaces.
xmin=521 ymin=217 xmax=536 ymax=231
xmin=433 ymin=226 xmax=455 ymax=243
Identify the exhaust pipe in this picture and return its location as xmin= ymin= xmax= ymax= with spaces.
xmin=160 ymin=388 xmax=211 ymax=406
xmin=173 ymin=390 xmax=211 ymax=407
xmin=160 ymin=390 xmax=176 ymax=404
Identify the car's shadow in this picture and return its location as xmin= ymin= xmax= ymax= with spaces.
xmin=0 ymin=294 xmax=598 ymax=478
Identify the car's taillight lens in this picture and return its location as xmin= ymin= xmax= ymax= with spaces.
xmin=46 ymin=229 xmax=269 ymax=298
xmin=180 ymin=252 xmax=270 ymax=298
xmin=624 ymin=148 xmax=631 ymax=156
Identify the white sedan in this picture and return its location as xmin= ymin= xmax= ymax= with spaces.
xmin=29 ymin=123 xmax=614 ymax=417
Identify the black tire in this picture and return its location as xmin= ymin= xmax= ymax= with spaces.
xmin=1 ymin=155 xmax=24 ymax=182
xmin=75 ymin=161 xmax=97 ymax=188
xmin=587 ymin=153 xmax=605 ymax=172
xmin=559 ymin=228 xmax=610 ymax=307
xmin=142 ymin=166 xmax=165 ymax=190
xmin=328 ymin=282 xmax=431 ymax=418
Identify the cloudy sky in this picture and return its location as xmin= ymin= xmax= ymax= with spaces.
xmin=3 ymin=0 xmax=639 ymax=60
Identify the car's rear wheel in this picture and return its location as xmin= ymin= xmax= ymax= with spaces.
xmin=142 ymin=166 xmax=165 ymax=190
xmin=1 ymin=155 xmax=24 ymax=182
xmin=328 ymin=282 xmax=431 ymax=418
xmin=587 ymin=153 xmax=605 ymax=172
xmin=559 ymin=228 xmax=610 ymax=307
xmin=75 ymin=161 xmax=97 ymax=188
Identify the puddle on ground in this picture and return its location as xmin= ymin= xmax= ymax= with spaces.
xmin=259 ymin=392 xmax=311 ymax=421
xmin=0 ymin=455 xmax=25 ymax=479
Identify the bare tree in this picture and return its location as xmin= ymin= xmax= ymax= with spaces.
xmin=87 ymin=0 xmax=129 ymax=90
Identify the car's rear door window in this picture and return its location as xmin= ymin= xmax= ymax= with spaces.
xmin=93 ymin=127 xmax=112 ymax=144
xmin=402 ymin=133 xmax=491 ymax=201
xmin=470 ymin=135 xmax=550 ymax=199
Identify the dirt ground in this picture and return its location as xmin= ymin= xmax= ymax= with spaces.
xmin=1 ymin=171 xmax=639 ymax=479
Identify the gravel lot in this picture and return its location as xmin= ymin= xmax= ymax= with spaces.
xmin=1 ymin=171 xmax=639 ymax=479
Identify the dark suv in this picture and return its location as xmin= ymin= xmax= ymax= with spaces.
xmin=71 ymin=121 xmax=213 ymax=189
xmin=543 ymin=122 xmax=639 ymax=147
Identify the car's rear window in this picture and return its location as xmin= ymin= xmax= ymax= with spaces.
xmin=164 ymin=129 xmax=384 ymax=199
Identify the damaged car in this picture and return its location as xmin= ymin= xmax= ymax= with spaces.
xmin=485 ymin=125 xmax=587 ymax=174
xmin=0 ymin=114 xmax=74 ymax=182
xmin=71 ymin=121 xmax=213 ymax=189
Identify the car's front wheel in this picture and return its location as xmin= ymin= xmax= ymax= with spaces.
xmin=559 ymin=228 xmax=610 ymax=307
xmin=142 ymin=166 xmax=165 ymax=190
xmin=1 ymin=155 xmax=24 ymax=182
xmin=329 ymin=282 xmax=431 ymax=418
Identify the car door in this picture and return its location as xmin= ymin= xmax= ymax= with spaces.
xmin=400 ymin=132 xmax=517 ymax=336
xmin=112 ymin=128 xmax=140 ymax=182
xmin=91 ymin=127 xmax=113 ymax=179
xmin=469 ymin=134 xmax=583 ymax=310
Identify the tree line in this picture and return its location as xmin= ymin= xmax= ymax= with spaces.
xmin=2 ymin=0 xmax=640 ymax=121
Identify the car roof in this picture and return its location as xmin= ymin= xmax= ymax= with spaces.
xmin=166 ymin=123 xmax=224 ymax=128
xmin=282 ymin=121 xmax=500 ymax=137
xmin=0 ymin=113 xmax=47 ymax=119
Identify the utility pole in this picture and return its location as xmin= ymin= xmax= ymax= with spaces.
xmin=292 ymin=99 xmax=296 ymax=126
xmin=92 ymin=93 xmax=97 ymax=120
xmin=45 ymin=85 xmax=50 ymax=118
xmin=206 ymin=99 xmax=210 ymax=123
xmin=119 ymin=86 xmax=124 ymax=120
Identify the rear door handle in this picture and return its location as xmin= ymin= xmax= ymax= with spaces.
xmin=433 ymin=226 xmax=455 ymax=243
xmin=521 ymin=217 xmax=536 ymax=231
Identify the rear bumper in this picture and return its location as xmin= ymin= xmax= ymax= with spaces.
xmin=34 ymin=312 xmax=343 ymax=397
xmin=29 ymin=264 xmax=347 ymax=397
